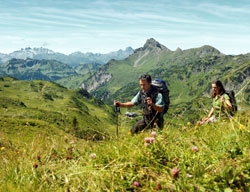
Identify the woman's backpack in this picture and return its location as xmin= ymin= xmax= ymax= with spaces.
xmin=225 ymin=90 xmax=237 ymax=116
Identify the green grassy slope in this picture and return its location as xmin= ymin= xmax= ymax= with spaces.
xmin=0 ymin=76 xmax=116 ymax=143
xmin=1 ymin=110 xmax=249 ymax=191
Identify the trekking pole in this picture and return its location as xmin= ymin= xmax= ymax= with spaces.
xmin=115 ymin=103 xmax=120 ymax=138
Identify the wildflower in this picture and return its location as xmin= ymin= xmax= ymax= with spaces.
xmin=87 ymin=137 xmax=92 ymax=141
xmin=90 ymin=153 xmax=97 ymax=159
xmin=191 ymin=122 xmax=194 ymax=125
xmin=183 ymin=126 xmax=187 ymax=130
xmin=171 ymin=167 xmax=179 ymax=179
xmin=186 ymin=173 xmax=193 ymax=178
xmin=144 ymin=137 xmax=155 ymax=144
xmin=0 ymin=147 xmax=5 ymax=151
xmin=187 ymin=122 xmax=191 ymax=126
xmin=239 ymin=124 xmax=246 ymax=132
xmin=156 ymin=183 xmax=162 ymax=190
xmin=132 ymin=181 xmax=140 ymax=187
xmin=151 ymin=131 xmax=157 ymax=137
xmin=23 ymin=149 xmax=26 ymax=153
xmin=69 ymin=140 xmax=75 ymax=145
xmin=144 ymin=143 xmax=149 ymax=147
xmin=66 ymin=155 xmax=72 ymax=160
xmin=192 ymin=146 xmax=199 ymax=152
xmin=33 ymin=163 xmax=38 ymax=168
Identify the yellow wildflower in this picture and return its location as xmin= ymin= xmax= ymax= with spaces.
xmin=187 ymin=122 xmax=191 ymax=126
xmin=239 ymin=124 xmax=246 ymax=132
xmin=1 ymin=147 xmax=5 ymax=151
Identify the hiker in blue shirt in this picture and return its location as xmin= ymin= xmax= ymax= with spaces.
xmin=114 ymin=74 xmax=165 ymax=135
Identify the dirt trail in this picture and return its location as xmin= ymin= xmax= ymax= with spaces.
xmin=134 ymin=51 xmax=149 ymax=67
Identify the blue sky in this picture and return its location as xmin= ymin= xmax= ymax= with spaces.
xmin=0 ymin=0 xmax=250 ymax=54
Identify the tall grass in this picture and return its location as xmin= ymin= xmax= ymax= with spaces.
xmin=1 ymin=111 xmax=250 ymax=191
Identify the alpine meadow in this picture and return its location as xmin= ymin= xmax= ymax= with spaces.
xmin=1 ymin=36 xmax=250 ymax=191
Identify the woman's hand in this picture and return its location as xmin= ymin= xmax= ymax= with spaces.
xmin=221 ymin=96 xmax=225 ymax=102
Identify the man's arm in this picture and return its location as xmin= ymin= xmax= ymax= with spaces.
xmin=114 ymin=101 xmax=135 ymax=108
xmin=152 ymin=103 xmax=163 ymax=112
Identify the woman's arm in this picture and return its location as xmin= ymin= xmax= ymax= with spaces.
xmin=207 ymin=107 xmax=214 ymax=119
xmin=221 ymin=96 xmax=233 ymax=111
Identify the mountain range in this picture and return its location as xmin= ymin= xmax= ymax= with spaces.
xmin=0 ymin=38 xmax=249 ymax=122
xmin=0 ymin=58 xmax=77 ymax=81
xmin=0 ymin=47 xmax=134 ymax=67
xmin=81 ymin=38 xmax=250 ymax=120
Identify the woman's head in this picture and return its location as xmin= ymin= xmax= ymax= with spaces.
xmin=211 ymin=80 xmax=225 ymax=97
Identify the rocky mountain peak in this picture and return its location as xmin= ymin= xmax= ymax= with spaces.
xmin=144 ymin=38 xmax=168 ymax=50
xmin=134 ymin=38 xmax=170 ymax=54
xmin=176 ymin=47 xmax=182 ymax=52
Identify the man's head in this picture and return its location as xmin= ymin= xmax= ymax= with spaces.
xmin=139 ymin=74 xmax=151 ymax=92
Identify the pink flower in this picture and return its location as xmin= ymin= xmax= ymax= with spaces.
xmin=69 ymin=140 xmax=75 ymax=145
xmin=171 ymin=167 xmax=179 ymax=179
xmin=144 ymin=143 xmax=149 ymax=147
xmin=192 ymin=146 xmax=199 ymax=152
xmin=144 ymin=137 xmax=155 ymax=144
xmin=132 ymin=181 xmax=140 ymax=187
xmin=155 ymin=183 xmax=162 ymax=190
xmin=151 ymin=131 xmax=157 ymax=137
xmin=89 ymin=153 xmax=96 ymax=159
xmin=144 ymin=137 xmax=151 ymax=143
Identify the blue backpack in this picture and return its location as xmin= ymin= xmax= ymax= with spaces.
xmin=152 ymin=79 xmax=170 ymax=114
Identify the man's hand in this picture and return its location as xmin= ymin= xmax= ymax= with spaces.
xmin=114 ymin=100 xmax=120 ymax=107
xmin=146 ymin=97 xmax=153 ymax=106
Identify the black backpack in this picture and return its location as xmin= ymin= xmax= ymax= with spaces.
xmin=152 ymin=79 xmax=170 ymax=114
xmin=225 ymin=90 xmax=237 ymax=116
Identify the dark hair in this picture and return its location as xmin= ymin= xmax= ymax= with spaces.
xmin=139 ymin=74 xmax=151 ymax=83
xmin=211 ymin=80 xmax=226 ymax=98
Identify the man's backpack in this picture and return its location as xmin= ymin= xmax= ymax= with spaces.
xmin=152 ymin=79 xmax=170 ymax=114
xmin=225 ymin=90 xmax=237 ymax=116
